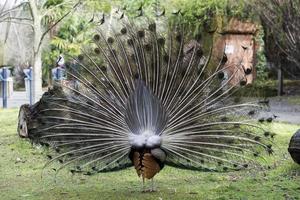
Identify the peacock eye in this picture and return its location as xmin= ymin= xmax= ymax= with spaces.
xmin=196 ymin=49 xmax=203 ymax=57
xmin=107 ymin=37 xmax=114 ymax=44
xmin=157 ymin=37 xmax=165 ymax=46
xmin=137 ymin=30 xmax=145 ymax=38
xmin=120 ymin=27 xmax=127 ymax=34
xmin=144 ymin=44 xmax=152 ymax=51
xmin=163 ymin=54 xmax=169 ymax=63
xmin=175 ymin=34 xmax=182 ymax=42
xmin=217 ymin=71 xmax=225 ymax=79
xmin=93 ymin=34 xmax=100 ymax=41
xmin=148 ymin=23 xmax=156 ymax=32
xmin=77 ymin=54 xmax=84 ymax=61
xmin=127 ymin=39 xmax=134 ymax=46
xmin=94 ymin=48 xmax=101 ymax=54
xmin=100 ymin=66 xmax=107 ymax=72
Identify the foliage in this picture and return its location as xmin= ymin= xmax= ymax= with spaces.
xmin=118 ymin=0 xmax=255 ymax=36
xmin=42 ymin=16 xmax=92 ymax=82
xmin=84 ymin=0 xmax=115 ymax=13
xmin=119 ymin=0 xmax=266 ymax=79
xmin=41 ymin=0 xmax=117 ymax=84
xmin=236 ymin=80 xmax=300 ymax=97
xmin=254 ymin=24 xmax=268 ymax=82
xmin=168 ymin=0 xmax=257 ymax=36
xmin=0 ymin=0 xmax=84 ymax=90
xmin=235 ymin=80 xmax=277 ymax=97
xmin=1 ymin=109 xmax=300 ymax=199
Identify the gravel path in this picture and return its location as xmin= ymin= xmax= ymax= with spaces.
xmin=0 ymin=91 xmax=29 ymax=109
xmin=267 ymin=97 xmax=300 ymax=125
xmin=241 ymin=96 xmax=300 ymax=125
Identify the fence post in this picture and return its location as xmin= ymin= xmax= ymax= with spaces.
xmin=277 ymin=63 xmax=283 ymax=96
xmin=29 ymin=68 xmax=33 ymax=105
xmin=1 ymin=67 xmax=10 ymax=108
xmin=24 ymin=67 xmax=33 ymax=105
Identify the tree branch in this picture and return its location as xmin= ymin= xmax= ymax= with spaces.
xmin=0 ymin=2 xmax=29 ymax=19
xmin=37 ymin=1 xmax=82 ymax=53
xmin=0 ymin=0 xmax=9 ymax=15
xmin=257 ymin=0 xmax=300 ymax=69
xmin=0 ymin=16 xmax=33 ymax=21
xmin=0 ymin=20 xmax=34 ymax=28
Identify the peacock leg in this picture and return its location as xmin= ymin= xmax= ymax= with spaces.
xmin=142 ymin=177 xmax=145 ymax=192
xmin=150 ymin=178 xmax=155 ymax=192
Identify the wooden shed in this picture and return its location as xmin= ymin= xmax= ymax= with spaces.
xmin=214 ymin=18 xmax=259 ymax=86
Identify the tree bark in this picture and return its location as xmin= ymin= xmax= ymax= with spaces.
xmin=32 ymin=50 xmax=43 ymax=102
xmin=17 ymin=104 xmax=31 ymax=138
xmin=29 ymin=0 xmax=43 ymax=103
xmin=0 ymin=41 xmax=3 ymax=65
xmin=17 ymin=86 xmax=66 ymax=138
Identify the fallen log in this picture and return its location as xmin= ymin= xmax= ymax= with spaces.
xmin=17 ymin=104 xmax=31 ymax=138
xmin=17 ymin=86 xmax=67 ymax=139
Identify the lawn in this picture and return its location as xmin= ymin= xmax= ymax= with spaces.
xmin=1 ymin=109 xmax=300 ymax=200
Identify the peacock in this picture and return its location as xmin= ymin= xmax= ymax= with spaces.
xmin=20 ymin=12 xmax=275 ymax=192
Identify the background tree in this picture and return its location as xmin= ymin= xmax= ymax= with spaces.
xmin=255 ymin=0 xmax=300 ymax=95
xmin=0 ymin=0 xmax=81 ymax=102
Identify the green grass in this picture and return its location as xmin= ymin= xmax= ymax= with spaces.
xmin=1 ymin=109 xmax=300 ymax=200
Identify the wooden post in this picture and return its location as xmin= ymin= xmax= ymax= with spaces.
xmin=277 ymin=63 xmax=283 ymax=96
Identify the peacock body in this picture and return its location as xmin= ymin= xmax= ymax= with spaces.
xmin=22 ymin=13 xmax=274 ymax=190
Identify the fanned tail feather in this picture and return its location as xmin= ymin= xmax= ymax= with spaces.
xmin=26 ymin=15 xmax=274 ymax=175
